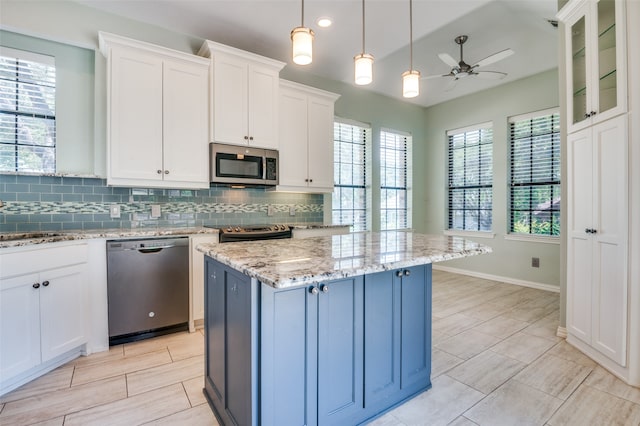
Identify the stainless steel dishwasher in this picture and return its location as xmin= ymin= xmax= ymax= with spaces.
xmin=107 ymin=236 xmax=189 ymax=345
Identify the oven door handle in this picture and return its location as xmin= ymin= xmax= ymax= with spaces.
xmin=134 ymin=245 xmax=177 ymax=253
xmin=262 ymin=156 xmax=267 ymax=180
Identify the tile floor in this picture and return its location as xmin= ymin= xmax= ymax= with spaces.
xmin=1 ymin=270 xmax=639 ymax=425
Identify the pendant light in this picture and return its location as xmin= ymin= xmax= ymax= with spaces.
xmin=354 ymin=0 xmax=373 ymax=85
xmin=291 ymin=0 xmax=314 ymax=65
xmin=402 ymin=0 xmax=420 ymax=98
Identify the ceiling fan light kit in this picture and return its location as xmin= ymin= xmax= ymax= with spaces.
xmin=354 ymin=0 xmax=373 ymax=85
xmin=291 ymin=0 xmax=314 ymax=65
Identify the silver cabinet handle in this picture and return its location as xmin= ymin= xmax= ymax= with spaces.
xmin=404 ymin=270 xmax=411 ymax=276
xmin=164 ymin=170 xmax=169 ymax=175
xmin=310 ymin=287 xmax=319 ymax=295
xmin=321 ymin=284 xmax=329 ymax=293
xmin=33 ymin=283 xmax=40 ymax=289
xmin=42 ymin=280 xmax=50 ymax=287
xmin=396 ymin=270 xmax=403 ymax=277
xmin=157 ymin=170 xmax=162 ymax=174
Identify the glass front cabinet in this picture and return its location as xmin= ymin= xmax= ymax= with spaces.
xmin=559 ymin=0 xmax=627 ymax=133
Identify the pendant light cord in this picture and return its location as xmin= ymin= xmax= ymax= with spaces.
xmin=301 ymin=0 xmax=305 ymax=26
xmin=362 ymin=0 xmax=366 ymax=53
xmin=409 ymin=0 xmax=413 ymax=70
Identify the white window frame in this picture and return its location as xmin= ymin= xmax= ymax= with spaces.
xmin=380 ymin=128 xmax=412 ymax=231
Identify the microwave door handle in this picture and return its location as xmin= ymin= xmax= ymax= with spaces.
xmin=262 ymin=156 xmax=267 ymax=180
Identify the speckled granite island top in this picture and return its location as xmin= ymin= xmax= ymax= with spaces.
xmin=197 ymin=231 xmax=492 ymax=289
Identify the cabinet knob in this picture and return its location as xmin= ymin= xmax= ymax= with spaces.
xmin=42 ymin=280 xmax=50 ymax=287
xmin=404 ymin=270 xmax=411 ymax=277
xmin=304 ymin=178 xmax=309 ymax=182
xmin=310 ymin=286 xmax=319 ymax=295
xmin=321 ymin=284 xmax=329 ymax=293
xmin=157 ymin=170 xmax=162 ymax=174
xmin=32 ymin=283 xmax=40 ymax=289
xmin=309 ymin=179 xmax=313 ymax=183
xmin=244 ymin=136 xmax=249 ymax=140
xmin=249 ymin=136 xmax=254 ymax=141
xmin=164 ymin=170 xmax=169 ymax=175
xmin=396 ymin=270 xmax=403 ymax=277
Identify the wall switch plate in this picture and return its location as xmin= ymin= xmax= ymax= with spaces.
xmin=129 ymin=195 xmax=134 ymax=203
xmin=289 ymin=206 xmax=296 ymax=216
xmin=151 ymin=204 xmax=161 ymax=218
xmin=532 ymin=257 xmax=540 ymax=268
xmin=267 ymin=205 xmax=274 ymax=216
xmin=109 ymin=204 xmax=121 ymax=219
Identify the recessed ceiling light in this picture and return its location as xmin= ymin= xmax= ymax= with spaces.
xmin=317 ymin=17 xmax=332 ymax=28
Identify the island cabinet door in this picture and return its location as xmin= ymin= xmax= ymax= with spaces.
xmin=400 ymin=264 xmax=432 ymax=391
xmin=316 ymin=277 xmax=364 ymax=426
xmin=363 ymin=270 xmax=402 ymax=407
xmin=261 ymin=283 xmax=318 ymax=426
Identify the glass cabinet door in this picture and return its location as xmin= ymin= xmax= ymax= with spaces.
xmin=597 ymin=0 xmax=617 ymax=115
xmin=571 ymin=15 xmax=587 ymax=126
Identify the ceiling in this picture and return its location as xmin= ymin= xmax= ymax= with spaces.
xmin=76 ymin=0 xmax=559 ymax=107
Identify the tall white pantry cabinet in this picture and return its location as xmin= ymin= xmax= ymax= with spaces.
xmin=558 ymin=0 xmax=640 ymax=386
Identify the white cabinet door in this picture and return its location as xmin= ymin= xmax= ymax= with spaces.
xmin=278 ymin=88 xmax=309 ymax=187
xmin=0 ymin=274 xmax=41 ymax=380
xmin=307 ymin=96 xmax=335 ymax=191
xmin=248 ymin=65 xmax=280 ymax=149
xmin=560 ymin=0 xmax=627 ymax=133
xmin=39 ymin=264 xmax=89 ymax=362
xmin=163 ymin=59 xmax=209 ymax=186
xmin=567 ymin=114 xmax=628 ymax=366
xmin=213 ymin=53 xmax=249 ymax=145
xmin=109 ymin=47 xmax=164 ymax=182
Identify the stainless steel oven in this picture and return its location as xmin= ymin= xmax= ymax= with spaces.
xmin=210 ymin=143 xmax=279 ymax=186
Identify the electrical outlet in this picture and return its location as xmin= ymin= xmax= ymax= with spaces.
xmin=289 ymin=206 xmax=296 ymax=216
xmin=532 ymin=257 xmax=540 ymax=268
xmin=151 ymin=204 xmax=161 ymax=218
xmin=267 ymin=205 xmax=274 ymax=216
xmin=109 ymin=204 xmax=121 ymax=219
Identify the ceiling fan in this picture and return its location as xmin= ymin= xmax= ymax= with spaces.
xmin=425 ymin=35 xmax=514 ymax=91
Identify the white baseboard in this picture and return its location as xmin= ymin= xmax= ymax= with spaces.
xmin=432 ymin=265 xmax=560 ymax=293
xmin=556 ymin=326 xmax=568 ymax=338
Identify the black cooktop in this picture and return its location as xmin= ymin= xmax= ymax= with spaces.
xmin=206 ymin=224 xmax=292 ymax=242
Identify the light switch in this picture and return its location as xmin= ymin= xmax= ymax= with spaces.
xmin=151 ymin=204 xmax=161 ymax=218
xmin=267 ymin=205 xmax=274 ymax=216
xmin=289 ymin=206 xmax=296 ymax=216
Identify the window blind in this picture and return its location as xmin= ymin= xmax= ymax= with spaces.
xmin=380 ymin=129 xmax=410 ymax=230
xmin=447 ymin=124 xmax=493 ymax=231
xmin=333 ymin=121 xmax=370 ymax=232
xmin=509 ymin=110 xmax=561 ymax=236
xmin=0 ymin=47 xmax=56 ymax=173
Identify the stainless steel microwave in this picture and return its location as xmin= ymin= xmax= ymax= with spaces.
xmin=210 ymin=143 xmax=279 ymax=186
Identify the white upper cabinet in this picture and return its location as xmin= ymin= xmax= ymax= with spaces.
xmin=558 ymin=0 xmax=627 ymax=133
xmin=198 ymin=41 xmax=285 ymax=149
xmin=277 ymin=80 xmax=340 ymax=193
xmin=100 ymin=32 xmax=210 ymax=189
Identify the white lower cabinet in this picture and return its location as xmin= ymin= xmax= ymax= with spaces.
xmin=0 ymin=242 xmax=89 ymax=395
xmin=567 ymin=114 xmax=628 ymax=366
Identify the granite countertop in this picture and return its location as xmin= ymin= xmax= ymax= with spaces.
xmin=197 ymin=231 xmax=492 ymax=289
xmin=0 ymin=227 xmax=219 ymax=248
xmin=0 ymin=224 xmax=349 ymax=249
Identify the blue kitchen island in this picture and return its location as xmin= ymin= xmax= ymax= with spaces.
xmin=197 ymin=231 xmax=491 ymax=426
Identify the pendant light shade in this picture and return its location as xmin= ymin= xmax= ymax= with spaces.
xmin=354 ymin=0 xmax=373 ymax=85
xmin=291 ymin=0 xmax=314 ymax=65
xmin=354 ymin=53 xmax=374 ymax=85
xmin=402 ymin=0 xmax=420 ymax=98
xmin=402 ymin=70 xmax=420 ymax=98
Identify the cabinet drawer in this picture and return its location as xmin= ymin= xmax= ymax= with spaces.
xmin=0 ymin=243 xmax=88 ymax=279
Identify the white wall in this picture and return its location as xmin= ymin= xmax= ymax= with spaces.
xmin=422 ymin=69 xmax=561 ymax=289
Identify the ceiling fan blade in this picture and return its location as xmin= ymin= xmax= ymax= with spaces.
xmin=474 ymin=71 xmax=507 ymax=80
xmin=472 ymin=48 xmax=514 ymax=69
xmin=444 ymin=78 xmax=459 ymax=92
xmin=438 ymin=53 xmax=459 ymax=68
xmin=422 ymin=74 xmax=449 ymax=80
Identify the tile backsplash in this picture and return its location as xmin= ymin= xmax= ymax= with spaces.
xmin=0 ymin=175 xmax=324 ymax=233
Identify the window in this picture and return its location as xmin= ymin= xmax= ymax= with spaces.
xmin=380 ymin=129 xmax=411 ymax=230
xmin=447 ymin=123 xmax=493 ymax=231
xmin=509 ymin=109 xmax=561 ymax=236
xmin=0 ymin=47 xmax=56 ymax=173
xmin=333 ymin=120 xmax=370 ymax=231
